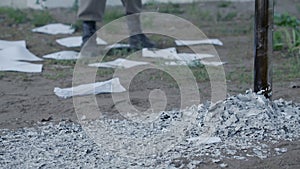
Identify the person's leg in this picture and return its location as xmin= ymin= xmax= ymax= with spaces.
xmin=121 ymin=0 xmax=155 ymax=49
xmin=121 ymin=0 xmax=142 ymax=36
xmin=78 ymin=0 xmax=107 ymax=45
xmin=78 ymin=0 xmax=106 ymax=21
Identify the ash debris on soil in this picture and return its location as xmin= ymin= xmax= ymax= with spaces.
xmin=0 ymin=91 xmax=299 ymax=168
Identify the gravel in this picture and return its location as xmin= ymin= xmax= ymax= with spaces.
xmin=1 ymin=90 xmax=299 ymax=169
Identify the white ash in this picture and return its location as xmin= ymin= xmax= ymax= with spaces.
xmin=0 ymin=91 xmax=299 ymax=168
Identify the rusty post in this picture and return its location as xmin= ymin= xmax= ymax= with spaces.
xmin=254 ymin=0 xmax=274 ymax=99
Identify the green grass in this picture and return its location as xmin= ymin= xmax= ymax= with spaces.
xmin=218 ymin=1 xmax=232 ymax=8
xmin=159 ymin=3 xmax=184 ymax=14
xmin=203 ymin=22 xmax=253 ymax=36
xmin=274 ymin=28 xmax=300 ymax=54
xmin=274 ymin=56 xmax=300 ymax=81
xmin=217 ymin=11 xmax=237 ymax=21
xmin=0 ymin=72 xmax=6 ymax=80
xmin=0 ymin=7 xmax=54 ymax=26
xmin=185 ymin=1 xmax=213 ymax=23
xmin=96 ymin=68 xmax=114 ymax=77
xmin=43 ymin=60 xmax=75 ymax=80
xmin=0 ymin=72 xmax=36 ymax=81
xmin=150 ymin=35 xmax=175 ymax=48
xmin=274 ymin=13 xmax=300 ymax=58
xmin=274 ymin=13 xmax=300 ymax=28
xmin=103 ymin=7 xmax=124 ymax=24
xmin=44 ymin=71 xmax=69 ymax=80
xmin=227 ymin=71 xmax=253 ymax=85
xmin=191 ymin=65 xmax=209 ymax=82
xmin=297 ymin=4 xmax=300 ymax=13
xmin=45 ymin=60 xmax=76 ymax=66
xmin=71 ymin=20 xmax=82 ymax=31
xmin=187 ymin=7 xmax=213 ymax=22
xmin=30 ymin=10 xmax=54 ymax=26
xmin=0 ymin=7 xmax=28 ymax=23
xmin=16 ymin=73 xmax=33 ymax=82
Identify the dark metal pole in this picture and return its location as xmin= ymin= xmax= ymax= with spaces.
xmin=254 ymin=0 xmax=274 ymax=99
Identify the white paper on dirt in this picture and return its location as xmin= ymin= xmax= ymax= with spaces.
xmin=0 ymin=46 xmax=43 ymax=72
xmin=32 ymin=23 xmax=75 ymax=35
xmin=105 ymin=43 xmax=131 ymax=50
xmin=0 ymin=46 xmax=43 ymax=61
xmin=0 ymin=40 xmax=26 ymax=50
xmin=0 ymin=60 xmax=42 ymax=73
xmin=164 ymin=61 xmax=188 ymax=66
xmin=54 ymin=78 xmax=126 ymax=99
xmin=56 ymin=36 xmax=108 ymax=47
xmin=165 ymin=60 xmax=226 ymax=67
xmin=43 ymin=51 xmax=79 ymax=60
xmin=200 ymin=61 xmax=227 ymax=66
xmin=175 ymin=39 xmax=223 ymax=46
xmin=177 ymin=53 xmax=215 ymax=61
xmin=142 ymin=47 xmax=181 ymax=60
xmin=89 ymin=58 xmax=149 ymax=69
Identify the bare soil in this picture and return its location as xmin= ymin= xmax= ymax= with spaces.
xmin=0 ymin=1 xmax=299 ymax=168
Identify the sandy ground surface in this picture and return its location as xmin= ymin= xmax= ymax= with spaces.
xmin=0 ymin=0 xmax=299 ymax=168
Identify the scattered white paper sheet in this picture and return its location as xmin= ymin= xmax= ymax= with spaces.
xmin=0 ymin=46 xmax=43 ymax=73
xmin=142 ymin=47 xmax=181 ymax=60
xmin=89 ymin=58 xmax=149 ymax=69
xmin=200 ymin=61 xmax=227 ymax=66
xmin=0 ymin=60 xmax=43 ymax=73
xmin=0 ymin=46 xmax=43 ymax=61
xmin=175 ymin=39 xmax=223 ymax=46
xmin=56 ymin=36 xmax=108 ymax=47
xmin=43 ymin=51 xmax=79 ymax=60
xmin=96 ymin=37 xmax=108 ymax=46
xmin=143 ymin=48 xmax=215 ymax=62
xmin=0 ymin=40 xmax=26 ymax=50
xmin=105 ymin=43 xmax=131 ymax=50
xmin=54 ymin=78 xmax=126 ymax=99
xmin=164 ymin=61 xmax=188 ymax=66
xmin=32 ymin=23 xmax=75 ymax=35
xmin=177 ymin=53 xmax=215 ymax=61
xmin=165 ymin=60 xmax=226 ymax=67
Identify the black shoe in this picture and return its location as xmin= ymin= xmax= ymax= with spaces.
xmin=129 ymin=34 xmax=156 ymax=49
xmin=82 ymin=21 xmax=96 ymax=47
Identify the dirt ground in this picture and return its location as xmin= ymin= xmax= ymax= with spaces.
xmin=0 ymin=0 xmax=299 ymax=168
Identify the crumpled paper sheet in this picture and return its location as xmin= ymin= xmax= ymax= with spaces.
xmin=0 ymin=40 xmax=26 ymax=50
xmin=88 ymin=58 xmax=149 ymax=69
xmin=177 ymin=53 xmax=215 ymax=61
xmin=32 ymin=23 xmax=75 ymax=35
xmin=105 ymin=43 xmax=131 ymax=50
xmin=175 ymin=39 xmax=223 ymax=46
xmin=143 ymin=48 xmax=215 ymax=61
xmin=142 ymin=47 xmax=181 ymax=60
xmin=164 ymin=61 xmax=188 ymax=66
xmin=54 ymin=78 xmax=126 ymax=99
xmin=43 ymin=51 xmax=79 ymax=60
xmin=165 ymin=60 xmax=226 ymax=67
xmin=143 ymin=48 xmax=219 ymax=66
xmin=56 ymin=36 xmax=108 ymax=47
xmin=0 ymin=46 xmax=43 ymax=72
xmin=200 ymin=61 xmax=227 ymax=66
